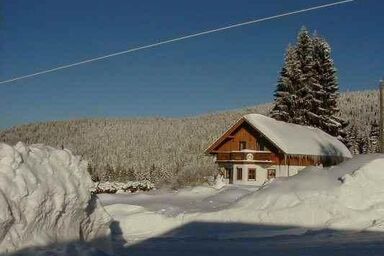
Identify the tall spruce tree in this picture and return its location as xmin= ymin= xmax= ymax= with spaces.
xmin=312 ymin=36 xmax=346 ymax=140
xmin=270 ymin=46 xmax=301 ymax=122
xmin=270 ymin=27 xmax=347 ymax=141
xmin=293 ymin=27 xmax=318 ymax=126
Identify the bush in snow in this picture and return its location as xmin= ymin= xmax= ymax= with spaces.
xmin=0 ymin=142 xmax=112 ymax=254
xmin=93 ymin=180 xmax=155 ymax=194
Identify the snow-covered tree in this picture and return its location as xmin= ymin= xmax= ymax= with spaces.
xmin=270 ymin=27 xmax=317 ymax=125
xmin=312 ymin=36 xmax=347 ymax=141
xmin=0 ymin=90 xmax=379 ymax=184
xmin=270 ymin=46 xmax=300 ymax=122
xmin=368 ymin=120 xmax=380 ymax=153
xmin=270 ymin=27 xmax=347 ymax=141
xmin=293 ymin=27 xmax=318 ymax=126
xmin=345 ymin=125 xmax=360 ymax=154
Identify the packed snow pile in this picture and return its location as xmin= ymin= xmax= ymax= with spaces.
xmin=105 ymin=154 xmax=384 ymax=242
xmin=94 ymin=180 xmax=155 ymax=194
xmin=213 ymin=154 xmax=384 ymax=230
xmin=0 ymin=142 xmax=112 ymax=254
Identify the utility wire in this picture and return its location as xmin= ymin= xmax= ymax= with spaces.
xmin=0 ymin=0 xmax=354 ymax=85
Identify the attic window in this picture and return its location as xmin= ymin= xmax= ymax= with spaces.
xmin=239 ymin=141 xmax=246 ymax=150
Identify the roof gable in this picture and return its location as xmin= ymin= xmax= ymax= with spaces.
xmin=206 ymin=114 xmax=352 ymax=158
xmin=205 ymin=117 xmax=248 ymax=153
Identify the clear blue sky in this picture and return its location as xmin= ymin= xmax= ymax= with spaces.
xmin=0 ymin=0 xmax=383 ymax=129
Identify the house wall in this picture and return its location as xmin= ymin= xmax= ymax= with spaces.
xmin=220 ymin=163 xmax=308 ymax=186
xmin=211 ymin=120 xmax=347 ymax=186
xmin=276 ymin=165 xmax=307 ymax=177
xmin=232 ymin=163 xmax=269 ymax=186
xmin=212 ymin=122 xmax=331 ymax=167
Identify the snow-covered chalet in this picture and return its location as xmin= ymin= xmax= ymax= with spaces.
xmin=205 ymin=114 xmax=352 ymax=185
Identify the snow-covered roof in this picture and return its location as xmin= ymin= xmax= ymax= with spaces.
xmin=243 ymin=114 xmax=352 ymax=158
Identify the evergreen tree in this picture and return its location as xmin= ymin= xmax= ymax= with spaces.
xmin=312 ymin=36 xmax=347 ymax=141
xmin=345 ymin=125 xmax=359 ymax=154
xmin=270 ymin=46 xmax=300 ymax=122
xmin=357 ymin=133 xmax=368 ymax=154
xmin=293 ymin=26 xmax=318 ymax=126
xmin=368 ymin=120 xmax=380 ymax=153
xmin=270 ymin=27 xmax=347 ymax=142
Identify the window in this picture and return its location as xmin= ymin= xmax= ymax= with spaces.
xmin=268 ymin=169 xmax=276 ymax=179
xmin=239 ymin=141 xmax=247 ymax=150
xmin=259 ymin=143 xmax=265 ymax=151
xmin=248 ymin=168 xmax=256 ymax=180
xmin=237 ymin=168 xmax=243 ymax=180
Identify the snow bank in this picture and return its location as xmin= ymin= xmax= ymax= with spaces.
xmin=106 ymin=154 xmax=384 ymax=242
xmin=0 ymin=142 xmax=111 ymax=254
xmin=209 ymin=154 xmax=384 ymax=230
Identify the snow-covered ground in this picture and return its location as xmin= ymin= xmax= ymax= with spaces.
xmin=100 ymin=154 xmax=384 ymax=255
xmin=2 ymin=142 xmax=384 ymax=255
xmin=99 ymin=185 xmax=259 ymax=216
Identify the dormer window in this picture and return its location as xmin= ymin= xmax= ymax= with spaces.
xmin=239 ymin=141 xmax=246 ymax=150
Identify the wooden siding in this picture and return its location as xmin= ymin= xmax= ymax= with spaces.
xmin=215 ymin=152 xmax=325 ymax=166
xmin=213 ymin=122 xmax=274 ymax=152
xmin=209 ymin=120 xmax=345 ymax=167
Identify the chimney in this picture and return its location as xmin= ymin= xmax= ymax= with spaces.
xmin=380 ymin=80 xmax=384 ymax=153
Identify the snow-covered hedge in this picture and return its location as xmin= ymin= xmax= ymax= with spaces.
xmin=0 ymin=142 xmax=112 ymax=254
xmin=93 ymin=180 xmax=155 ymax=194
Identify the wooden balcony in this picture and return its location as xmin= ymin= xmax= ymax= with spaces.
xmin=216 ymin=151 xmax=273 ymax=163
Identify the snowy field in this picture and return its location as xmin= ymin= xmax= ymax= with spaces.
xmin=2 ymin=142 xmax=384 ymax=255
xmin=99 ymin=185 xmax=259 ymax=216
xmin=99 ymin=154 xmax=384 ymax=255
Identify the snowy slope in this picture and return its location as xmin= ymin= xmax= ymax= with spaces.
xmin=104 ymin=154 xmax=384 ymax=243
xmin=0 ymin=142 xmax=112 ymax=254
xmin=217 ymin=154 xmax=384 ymax=230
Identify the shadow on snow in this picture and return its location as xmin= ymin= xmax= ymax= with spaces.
xmin=3 ymin=221 xmax=384 ymax=256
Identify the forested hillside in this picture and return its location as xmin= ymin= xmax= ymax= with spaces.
xmin=0 ymin=90 xmax=379 ymax=187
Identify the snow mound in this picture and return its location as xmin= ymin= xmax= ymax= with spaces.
xmin=0 ymin=142 xmax=112 ymax=254
xmin=204 ymin=154 xmax=384 ymax=230
xmin=107 ymin=155 xmax=384 ymax=242
xmin=212 ymin=174 xmax=226 ymax=190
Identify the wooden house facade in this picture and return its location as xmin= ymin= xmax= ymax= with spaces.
xmin=205 ymin=114 xmax=352 ymax=186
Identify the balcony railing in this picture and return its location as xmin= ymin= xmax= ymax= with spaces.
xmin=216 ymin=151 xmax=272 ymax=162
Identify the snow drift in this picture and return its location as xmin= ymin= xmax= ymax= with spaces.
xmin=106 ymin=154 xmax=384 ymax=242
xmin=213 ymin=154 xmax=384 ymax=230
xmin=0 ymin=142 xmax=111 ymax=254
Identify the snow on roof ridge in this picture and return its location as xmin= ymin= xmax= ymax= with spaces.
xmin=243 ymin=114 xmax=352 ymax=158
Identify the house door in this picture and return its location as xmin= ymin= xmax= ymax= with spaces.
xmin=225 ymin=167 xmax=233 ymax=184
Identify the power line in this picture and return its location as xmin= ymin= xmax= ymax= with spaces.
xmin=0 ymin=0 xmax=354 ymax=85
